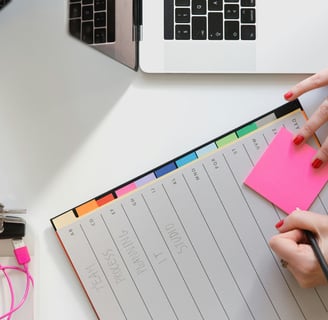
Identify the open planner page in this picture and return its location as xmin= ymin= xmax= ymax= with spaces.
xmin=51 ymin=101 xmax=328 ymax=320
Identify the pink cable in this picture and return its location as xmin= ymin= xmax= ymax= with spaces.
xmin=0 ymin=267 xmax=15 ymax=320
xmin=0 ymin=240 xmax=33 ymax=320
xmin=0 ymin=265 xmax=32 ymax=319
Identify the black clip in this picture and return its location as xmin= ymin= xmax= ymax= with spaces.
xmin=0 ymin=203 xmax=26 ymax=239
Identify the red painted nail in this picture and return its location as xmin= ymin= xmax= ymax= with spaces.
xmin=284 ymin=91 xmax=293 ymax=99
xmin=312 ymin=158 xmax=323 ymax=169
xmin=275 ymin=220 xmax=284 ymax=228
xmin=293 ymin=135 xmax=304 ymax=145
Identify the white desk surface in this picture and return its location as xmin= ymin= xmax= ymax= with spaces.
xmin=0 ymin=1 xmax=325 ymax=319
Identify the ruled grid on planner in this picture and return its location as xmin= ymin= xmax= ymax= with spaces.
xmin=55 ymin=109 xmax=328 ymax=320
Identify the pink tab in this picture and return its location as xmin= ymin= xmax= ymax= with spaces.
xmin=244 ymin=127 xmax=328 ymax=214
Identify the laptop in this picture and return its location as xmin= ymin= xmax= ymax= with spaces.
xmin=69 ymin=0 xmax=328 ymax=73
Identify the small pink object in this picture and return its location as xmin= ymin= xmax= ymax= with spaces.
xmin=244 ymin=127 xmax=328 ymax=214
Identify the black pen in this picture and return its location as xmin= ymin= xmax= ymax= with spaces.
xmin=295 ymin=208 xmax=328 ymax=281
xmin=303 ymin=229 xmax=328 ymax=281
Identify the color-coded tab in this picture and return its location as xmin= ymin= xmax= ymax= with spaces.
xmin=244 ymin=127 xmax=328 ymax=214
xmin=154 ymin=162 xmax=177 ymax=178
xmin=135 ymin=172 xmax=156 ymax=187
xmin=52 ymin=210 xmax=77 ymax=230
xmin=216 ymin=132 xmax=237 ymax=148
xmin=236 ymin=123 xmax=257 ymax=138
xmin=255 ymin=113 xmax=276 ymax=127
xmin=196 ymin=143 xmax=217 ymax=158
xmin=76 ymin=200 xmax=99 ymax=216
xmin=176 ymin=152 xmax=197 ymax=167
xmin=116 ymin=182 xmax=137 ymax=197
xmin=96 ymin=193 xmax=115 ymax=207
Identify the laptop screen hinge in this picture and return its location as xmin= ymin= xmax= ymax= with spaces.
xmin=133 ymin=0 xmax=142 ymax=26
xmin=133 ymin=0 xmax=142 ymax=41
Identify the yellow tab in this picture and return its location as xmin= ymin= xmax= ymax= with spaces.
xmin=52 ymin=210 xmax=77 ymax=230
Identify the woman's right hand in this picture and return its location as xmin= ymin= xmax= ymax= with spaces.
xmin=283 ymin=68 xmax=328 ymax=169
xmin=270 ymin=210 xmax=328 ymax=288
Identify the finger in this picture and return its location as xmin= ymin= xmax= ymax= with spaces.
xmin=269 ymin=230 xmax=308 ymax=261
xmin=284 ymin=68 xmax=328 ymax=100
xmin=313 ymin=135 xmax=328 ymax=166
xmin=275 ymin=210 xmax=328 ymax=235
xmin=295 ymin=98 xmax=328 ymax=142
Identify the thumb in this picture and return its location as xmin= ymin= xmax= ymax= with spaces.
xmin=275 ymin=210 xmax=327 ymax=235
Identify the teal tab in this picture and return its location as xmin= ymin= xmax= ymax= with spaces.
xmin=176 ymin=152 xmax=198 ymax=167
xmin=236 ymin=122 xmax=258 ymax=137
xmin=196 ymin=143 xmax=217 ymax=158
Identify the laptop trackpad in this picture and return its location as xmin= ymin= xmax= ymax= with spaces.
xmin=164 ymin=42 xmax=256 ymax=73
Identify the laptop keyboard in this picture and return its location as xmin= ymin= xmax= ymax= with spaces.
xmin=0 ymin=0 xmax=11 ymax=10
xmin=68 ymin=0 xmax=115 ymax=45
xmin=164 ymin=0 xmax=256 ymax=41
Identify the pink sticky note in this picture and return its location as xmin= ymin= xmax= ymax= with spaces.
xmin=244 ymin=127 xmax=328 ymax=214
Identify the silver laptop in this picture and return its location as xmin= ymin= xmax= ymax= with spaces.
xmin=68 ymin=0 xmax=328 ymax=73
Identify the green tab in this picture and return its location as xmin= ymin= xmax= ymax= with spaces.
xmin=216 ymin=132 xmax=237 ymax=148
xmin=236 ymin=123 xmax=258 ymax=137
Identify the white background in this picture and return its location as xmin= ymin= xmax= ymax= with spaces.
xmin=0 ymin=1 xmax=327 ymax=319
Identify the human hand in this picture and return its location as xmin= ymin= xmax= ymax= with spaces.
xmin=269 ymin=210 xmax=328 ymax=288
xmin=284 ymin=68 xmax=328 ymax=169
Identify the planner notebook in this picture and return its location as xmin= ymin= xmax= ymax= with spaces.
xmin=51 ymin=100 xmax=328 ymax=320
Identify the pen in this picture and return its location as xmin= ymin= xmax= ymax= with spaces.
xmin=303 ymin=229 xmax=328 ymax=281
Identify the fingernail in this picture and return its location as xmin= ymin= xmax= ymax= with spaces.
xmin=312 ymin=158 xmax=323 ymax=169
xmin=275 ymin=220 xmax=284 ymax=228
xmin=284 ymin=91 xmax=293 ymax=99
xmin=293 ymin=135 xmax=304 ymax=145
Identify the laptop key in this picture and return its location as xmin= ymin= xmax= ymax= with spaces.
xmin=95 ymin=12 xmax=106 ymax=27
xmin=82 ymin=21 xmax=94 ymax=43
xmin=241 ymin=8 xmax=255 ymax=23
xmin=176 ymin=8 xmax=190 ymax=23
xmin=69 ymin=19 xmax=81 ymax=39
xmin=95 ymin=0 xmax=106 ymax=11
xmin=192 ymin=16 xmax=206 ymax=40
xmin=241 ymin=25 xmax=255 ymax=40
xmin=176 ymin=25 xmax=190 ymax=39
xmin=241 ymin=0 xmax=255 ymax=7
xmin=175 ymin=0 xmax=190 ymax=6
xmin=164 ymin=0 xmax=174 ymax=39
xmin=225 ymin=20 xmax=239 ymax=39
xmin=208 ymin=12 xmax=223 ymax=40
xmin=82 ymin=5 xmax=93 ymax=20
xmin=95 ymin=28 xmax=107 ymax=43
xmin=70 ymin=3 xmax=81 ymax=18
xmin=192 ymin=0 xmax=206 ymax=15
xmin=107 ymin=0 xmax=115 ymax=42
xmin=224 ymin=4 xmax=239 ymax=19
xmin=208 ymin=0 xmax=223 ymax=11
